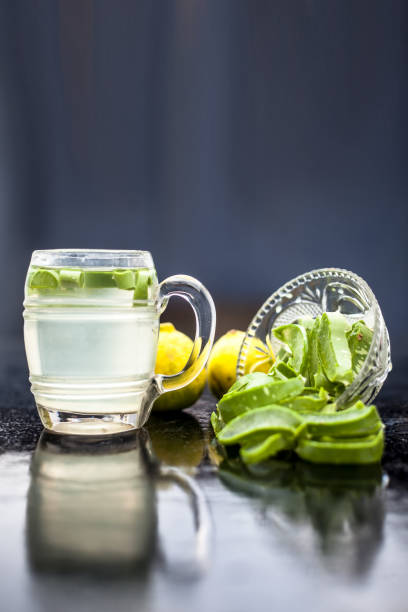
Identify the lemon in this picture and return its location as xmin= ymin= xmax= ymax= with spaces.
xmin=207 ymin=330 xmax=274 ymax=399
xmin=153 ymin=322 xmax=207 ymax=411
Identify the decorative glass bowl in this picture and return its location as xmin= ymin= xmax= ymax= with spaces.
xmin=237 ymin=268 xmax=391 ymax=407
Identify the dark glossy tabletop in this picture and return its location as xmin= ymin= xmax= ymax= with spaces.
xmin=1 ymin=339 xmax=408 ymax=612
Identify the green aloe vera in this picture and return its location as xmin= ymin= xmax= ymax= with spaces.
xmin=307 ymin=316 xmax=334 ymax=391
xmin=228 ymin=373 xmax=273 ymax=394
xmin=27 ymin=265 xmax=156 ymax=301
xmin=286 ymin=387 xmax=329 ymax=412
xmin=29 ymin=268 xmax=59 ymax=289
xmin=347 ymin=320 xmax=374 ymax=376
xmin=218 ymin=376 xmax=305 ymax=423
xmin=212 ymin=308 xmax=383 ymax=467
xmin=240 ymin=432 xmax=295 ymax=464
xmin=268 ymin=361 xmax=298 ymax=381
xmin=273 ymin=324 xmax=308 ymax=374
xmin=318 ymin=312 xmax=353 ymax=385
xmin=133 ymin=269 xmax=153 ymax=300
xmin=301 ymin=402 xmax=382 ymax=438
xmin=59 ymin=269 xmax=84 ymax=288
xmin=217 ymin=405 xmax=302 ymax=445
xmin=296 ymin=430 xmax=384 ymax=465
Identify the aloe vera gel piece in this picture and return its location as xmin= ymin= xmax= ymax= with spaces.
xmin=308 ymin=316 xmax=334 ymax=391
xmin=228 ymin=373 xmax=272 ymax=394
xmin=318 ymin=312 xmax=353 ymax=385
xmin=273 ymin=324 xmax=308 ymax=374
xmin=286 ymin=388 xmax=329 ymax=412
xmin=134 ymin=269 xmax=153 ymax=300
xmin=27 ymin=265 xmax=156 ymax=303
xmin=297 ymin=430 xmax=384 ymax=465
xmin=218 ymin=376 xmax=305 ymax=423
xmin=240 ymin=432 xmax=295 ymax=464
xmin=212 ymin=308 xmax=383 ymax=466
xmin=29 ymin=269 xmax=59 ymax=289
xmin=217 ymin=405 xmax=302 ymax=445
xmin=301 ymin=403 xmax=383 ymax=438
xmin=347 ymin=320 xmax=374 ymax=376
xmin=59 ymin=269 xmax=84 ymax=288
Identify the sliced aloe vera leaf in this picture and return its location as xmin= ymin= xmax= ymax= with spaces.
xmin=217 ymin=405 xmax=302 ymax=445
xmin=227 ymin=373 xmax=272 ymax=395
xmin=301 ymin=403 xmax=382 ymax=438
xmin=84 ymin=270 xmax=116 ymax=288
xmin=268 ymin=361 xmax=298 ymax=380
xmin=307 ymin=316 xmax=334 ymax=391
xmin=273 ymin=324 xmax=308 ymax=374
xmin=114 ymin=269 xmax=135 ymax=290
xmin=210 ymin=411 xmax=224 ymax=435
xmin=59 ymin=269 xmax=84 ymax=288
xmin=133 ymin=269 xmax=152 ymax=301
xmin=29 ymin=268 xmax=59 ymax=289
xmin=347 ymin=320 xmax=373 ymax=376
xmin=296 ymin=316 xmax=315 ymax=331
xmin=296 ymin=430 xmax=384 ymax=464
xmin=286 ymin=387 xmax=329 ymax=412
xmin=240 ymin=432 xmax=295 ymax=464
xmin=218 ymin=376 xmax=305 ymax=423
xmin=275 ymin=345 xmax=291 ymax=363
xmin=318 ymin=312 xmax=353 ymax=385
xmin=302 ymin=386 xmax=320 ymax=395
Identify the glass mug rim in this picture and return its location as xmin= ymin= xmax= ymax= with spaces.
xmin=31 ymin=249 xmax=154 ymax=269
xmin=30 ymin=249 xmax=154 ymax=269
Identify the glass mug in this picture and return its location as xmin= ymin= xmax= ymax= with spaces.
xmin=23 ymin=249 xmax=216 ymax=434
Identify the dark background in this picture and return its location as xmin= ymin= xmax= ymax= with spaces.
xmin=0 ymin=1 xmax=407 ymax=355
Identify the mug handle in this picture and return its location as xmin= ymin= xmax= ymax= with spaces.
xmin=156 ymin=275 xmax=216 ymax=393
xmin=157 ymin=465 xmax=211 ymax=576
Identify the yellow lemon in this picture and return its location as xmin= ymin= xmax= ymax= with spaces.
xmin=153 ymin=322 xmax=207 ymax=411
xmin=207 ymin=329 xmax=274 ymax=399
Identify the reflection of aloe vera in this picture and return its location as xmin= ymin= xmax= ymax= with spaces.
xmin=219 ymin=457 xmax=384 ymax=575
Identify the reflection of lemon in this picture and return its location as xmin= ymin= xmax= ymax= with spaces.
xmin=207 ymin=330 xmax=274 ymax=399
xmin=147 ymin=414 xmax=204 ymax=467
xmin=153 ymin=323 xmax=207 ymax=411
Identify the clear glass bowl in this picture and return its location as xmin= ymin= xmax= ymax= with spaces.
xmin=237 ymin=268 xmax=391 ymax=407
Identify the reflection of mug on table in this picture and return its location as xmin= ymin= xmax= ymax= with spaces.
xmin=27 ymin=430 xmax=210 ymax=575
xmin=27 ymin=431 xmax=156 ymax=573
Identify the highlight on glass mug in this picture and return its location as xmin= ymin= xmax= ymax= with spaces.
xmin=23 ymin=249 xmax=216 ymax=435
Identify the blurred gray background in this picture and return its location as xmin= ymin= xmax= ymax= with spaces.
xmin=0 ymin=0 xmax=407 ymax=354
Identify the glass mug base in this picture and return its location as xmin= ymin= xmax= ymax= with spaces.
xmin=32 ymin=375 xmax=158 ymax=435
xmin=37 ymin=406 xmax=144 ymax=436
